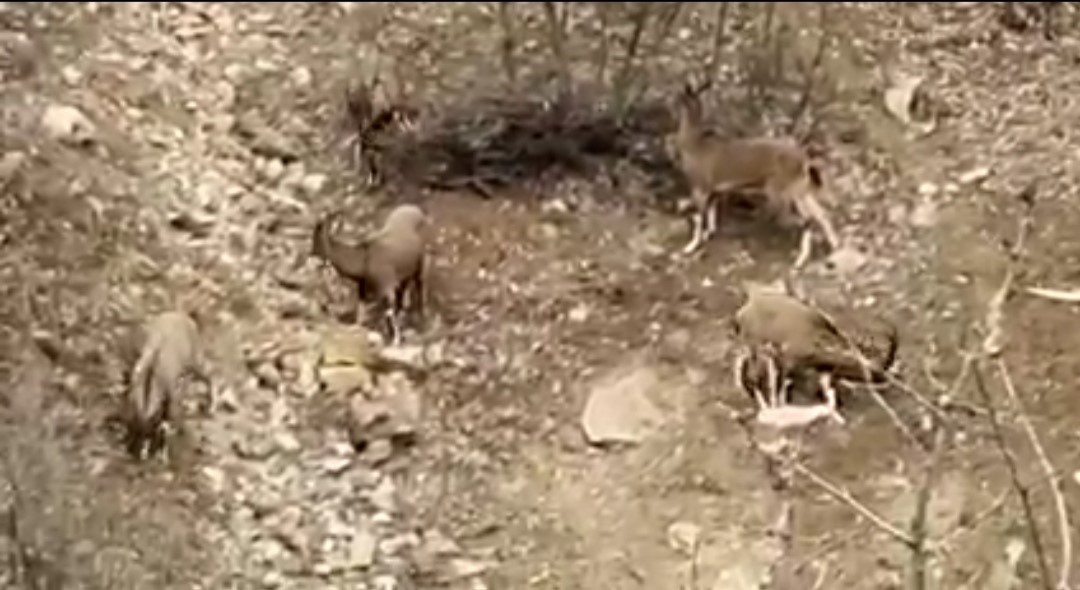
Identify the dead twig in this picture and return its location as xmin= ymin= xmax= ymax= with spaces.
xmin=541 ymin=2 xmax=573 ymax=103
xmin=934 ymin=489 xmax=1010 ymax=549
xmin=1024 ymin=285 xmax=1080 ymax=303
xmin=611 ymin=3 xmax=652 ymax=114
xmin=794 ymin=462 xmax=919 ymax=549
xmin=971 ymin=363 xmax=1052 ymax=590
xmin=908 ymin=421 xmax=947 ymax=590
xmin=968 ymin=185 xmax=1053 ymax=589
xmin=496 ymin=2 xmax=519 ymax=92
xmin=594 ymin=3 xmax=612 ymax=86
xmin=788 ymin=2 xmax=829 ymax=137
xmin=708 ymin=2 xmax=730 ymax=82
xmin=996 ymin=358 xmax=1073 ymax=590
xmin=865 ymin=384 xmax=924 ymax=450
xmin=883 ymin=372 xmax=952 ymax=424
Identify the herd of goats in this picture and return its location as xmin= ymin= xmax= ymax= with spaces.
xmin=120 ymin=76 xmax=897 ymax=461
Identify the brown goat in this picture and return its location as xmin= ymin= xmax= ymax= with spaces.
xmin=312 ymin=204 xmax=427 ymax=344
xmin=732 ymin=280 xmax=898 ymax=406
xmin=669 ymin=79 xmax=841 ymax=267
xmin=124 ymin=311 xmax=212 ymax=461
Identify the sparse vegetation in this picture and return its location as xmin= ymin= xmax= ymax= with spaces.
xmin=2 ymin=3 xmax=1080 ymax=589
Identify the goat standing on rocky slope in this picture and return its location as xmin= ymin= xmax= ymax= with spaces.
xmin=668 ymin=78 xmax=841 ymax=267
xmin=312 ymin=204 xmax=428 ymax=345
xmin=124 ymin=310 xmax=212 ymax=461
xmin=732 ymin=280 xmax=898 ymax=415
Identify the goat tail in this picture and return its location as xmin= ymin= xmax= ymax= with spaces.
xmin=125 ymin=349 xmax=162 ymax=458
xmin=880 ymin=322 xmax=900 ymax=375
xmin=807 ymin=163 xmax=824 ymax=189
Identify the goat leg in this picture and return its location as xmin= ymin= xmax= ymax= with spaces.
xmin=818 ymin=373 xmax=846 ymax=425
xmin=796 ymin=190 xmax=841 ymax=251
xmin=681 ymin=203 xmax=708 ymax=255
xmin=124 ymin=426 xmax=145 ymax=460
xmin=793 ymin=228 xmax=814 ymax=270
xmin=189 ymin=359 xmax=215 ymax=416
xmin=409 ymin=268 xmax=426 ymax=327
xmin=764 ymin=350 xmax=781 ymax=408
xmin=353 ymin=281 xmax=368 ymax=325
xmin=384 ymin=305 xmax=403 ymax=346
xmin=703 ymin=192 xmax=720 ymax=238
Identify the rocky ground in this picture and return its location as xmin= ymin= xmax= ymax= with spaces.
xmin=2 ymin=3 xmax=1080 ymax=590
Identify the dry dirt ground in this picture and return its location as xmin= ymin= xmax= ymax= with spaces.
xmin=2 ymin=3 xmax=1080 ymax=590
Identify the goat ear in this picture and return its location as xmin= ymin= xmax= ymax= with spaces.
xmin=327 ymin=210 xmax=346 ymax=231
xmin=680 ymin=79 xmax=700 ymax=100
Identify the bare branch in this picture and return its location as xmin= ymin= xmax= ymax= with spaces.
xmin=1025 ymin=286 xmax=1080 ymax=303
xmin=541 ymin=2 xmax=573 ymax=103
xmin=908 ymin=423 xmax=947 ymax=590
xmin=594 ymin=3 xmax=612 ymax=87
xmin=996 ymin=358 xmax=1073 ymax=590
xmin=969 ymin=184 xmax=1066 ymax=589
xmin=971 ymin=363 xmax=1053 ymax=590
xmin=865 ymin=385 xmax=924 ymax=450
xmin=648 ymin=2 xmax=684 ymax=56
xmin=611 ymin=3 xmax=653 ymax=114
xmin=789 ymin=2 xmax=830 ymax=137
xmin=794 ymin=462 xmax=919 ymax=549
xmin=709 ymin=2 xmax=731 ymax=82
xmin=935 ymin=489 xmax=1010 ymax=549
xmin=496 ymin=2 xmax=519 ymax=92
xmin=883 ymin=372 xmax=953 ymax=424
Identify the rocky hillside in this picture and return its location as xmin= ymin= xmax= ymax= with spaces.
xmin=2 ymin=3 xmax=1080 ymax=589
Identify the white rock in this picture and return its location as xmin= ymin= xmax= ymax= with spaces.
xmin=321 ymin=365 xmax=374 ymax=396
xmin=263 ymin=158 xmax=285 ymax=183
xmin=201 ymin=466 xmax=227 ymax=494
xmin=369 ymin=477 xmax=397 ymax=514
xmin=581 ymin=364 xmax=665 ymax=445
xmin=667 ymin=521 xmax=702 ymax=556
xmin=300 ymin=173 xmax=328 ymax=198
xmin=40 ymin=104 xmax=96 ymax=145
xmin=422 ymin=529 xmax=462 ymax=556
xmin=345 ymin=530 xmax=377 ymax=569
xmin=887 ymin=203 xmax=907 ymax=226
xmin=224 ymin=62 xmax=247 ymax=82
xmin=260 ymin=571 xmax=284 ymax=588
xmin=322 ymin=456 xmax=353 ymax=475
xmin=296 ymin=358 xmax=319 ymax=398
xmin=958 ymin=166 xmax=992 ymax=185
xmin=291 ymin=66 xmax=313 ymax=87
xmin=447 ymin=557 xmax=496 ymax=580
xmin=274 ymin=431 xmax=301 ymax=454
xmin=379 ymin=344 xmax=426 ymax=369
xmin=0 ymin=150 xmax=26 ymax=185
xmin=568 ymin=303 xmax=589 ymax=323
xmin=372 ymin=574 xmax=397 ymax=590
xmin=541 ymin=198 xmax=569 ymax=214
xmin=215 ymin=385 xmax=240 ymax=412
xmin=379 ymin=532 xmax=419 ymax=556
xmin=910 ymin=199 xmax=939 ymax=228
xmin=60 ymin=65 xmax=82 ymax=86
xmin=282 ymin=161 xmax=305 ymax=191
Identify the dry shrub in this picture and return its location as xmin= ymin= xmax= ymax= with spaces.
xmin=349 ymin=3 xmax=838 ymax=202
